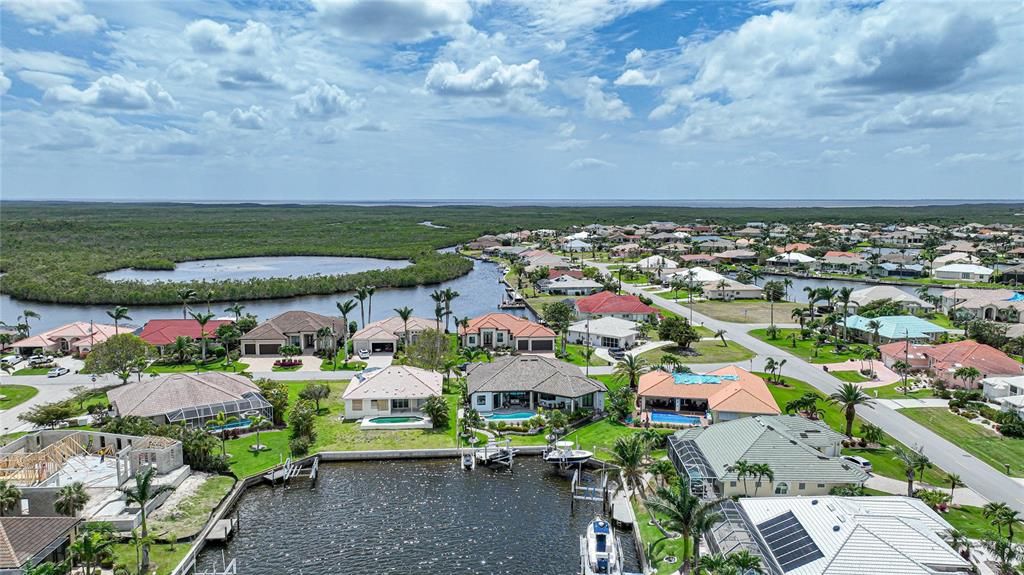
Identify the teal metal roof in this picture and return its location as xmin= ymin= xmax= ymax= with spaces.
xmin=844 ymin=314 xmax=947 ymax=340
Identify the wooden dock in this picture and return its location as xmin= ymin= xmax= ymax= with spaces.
xmin=205 ymin=518 xmax=238 ymax=542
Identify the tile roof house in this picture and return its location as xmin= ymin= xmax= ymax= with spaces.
xmin=933 ymin=263 xmax=994 ymax=282
xmin=820 ymin=251 xmax=869 ymax=274
xmin=982 ymin=375 xmax=1024 ymax=416
xmin=240 ymin=310 xmax=344 ymax=356
xmin=537 ymin=274 xmax=605 ymax=296
xmin=767 ymin=252 xmax=818 ymax=268
xmin=341 ymin=365 xmax=443 ymax=420
xmin=466 ymin=355 xmax=606 ymax=413
xmin=575 ymin=291 xmax=658 ymax=322
xmin=0 ymin=516 xmax=81 ymax=573
xmin=351 ymin=315 xmax=436 ymax=356
xmin=107 ymin=372 xmax=272 ymax=427
xmin=8 ymin=322 xmax=132 ymax=357
xmin=460 ymin=313 xmax=556 ymax=352
xmin=843 ymin=315 xmax=947 ymax=344
xmin=567 ymin=316 xmax=642 ymax=349
xmin=923 ymin=340 xmax=1023 ymax=388
xmin=668 ymin=415 xmax=868 ymax=498
xmin=848 ymin=286 xmax=934 ymax=313
xmin=639 ymin=366 xmax=780 ymax=423
xmin=139 ymin=318 xmax=234 ymax=352
xmin=735 ymin=496 xmax=970 ymax=575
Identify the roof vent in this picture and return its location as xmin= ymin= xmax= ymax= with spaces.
xmin=811 ymin=500 xmax=819 ymax=505
xmin=832 ymin=525 xmax=840 ymax=532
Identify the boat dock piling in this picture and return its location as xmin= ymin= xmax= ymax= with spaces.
xmin=262 ymin=455 xmax=319 ymax=487
xmin=205 ymin=517 xmax=239 ymax=543
xmin=192 ymin=552 xmax=237 ymax=575
xmin=570 ymin=469 xmax=609 ymax=514
xmin=475 ymin=439 xmax=518 ymax=469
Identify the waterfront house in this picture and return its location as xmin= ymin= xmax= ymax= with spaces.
xmin=561 ymin=239 xmax=593 ymax=252
xmin=668 ymin=415 xmax=868 ymax=498
xmin=702 ymin=279 xmax=763 ymax=301
xmin=460 ymin=313 xmax=556 ymax=352
xmin=940 ymin=288 xmax=1023 ymax=323
xmin=0 ymin=517 xmax=81 ymax=573
xmin=639 ymin=366 xmax=780 ymax=423
xmin=820 ymin=251 xmax=869 ymax=274
xmin=695 ymin=238 xmax=736 ymax=254
xmin=351 ymin=315 xmax=436 ymax=356
xmin=933 ymin=252 xmax=980 ymax=267
xmin=466 ymin=355 xmax=606 ymax=413
xmin=766 ymin=252 xmax=817 ymax=269
xmin=240 ymin=310 xmax=344 ymax=356
xmin=933 ymin=263 xmax=994 ymax=282
xmin=843 ymin=315 xmax=947 ymax=344
xmin=982 ymin=375 xmax=1024 ymax=416
xmin=661 ymin=266 xmax=725 ymax=285
xmin=567 ymin=316 xmax=642 ymax=349
xmin=937 ymin=240 xmax=982 ymax=254
xmin=872 ymin=261 xmax=925 ymax=278
xmin=139 ymin=318 xmax=234 ymax=355
xmin=537 ymin=274 xmax=604 ymax=296
xmin=575 ymin=291 xmax=659 ymax=322
xmin=712 ymin=249 xmax=758 ymax=264
xmin=8 ymin=322 xmax=131 ymax=357
xmin=341 ymin=365 xmax=442 ymax=420
xmin=847 ymin=286 xmax=934 ymax=314
xmin=107 ymin=372 xmax=272 ymax=427
xmin=518 ymin=249 xmax=571 ymax=272
xmin=730 ymin=496 xmax=971 ymax=575
xmin=609 ymin=243 xmax=642 ymax=258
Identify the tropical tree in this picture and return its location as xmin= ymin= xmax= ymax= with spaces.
xmin=543 ymin=301 xmax=575 ymax=356
xmin=176 ymin=288 xmax=197 ymax=319
xmin=828 ymin=382 xmax=875 ymax=437
xmin=206 ymin=411 xmax=239 ymax=456
xmin=727 ymin=550 xmax=764 ymax=574
xmin=0 ymin=480 xmax=21 ymax=516
xmin=299 ymin=383 xmax=330 ymax=413
xmin=763 ymin=280 xmax=785 ymax=327
xmin=980 ymin=536 xmax=1022 ymax=575
xmin=648 ymin=459 xmax=675 ymax=489
xmin=19 ymin=309 xmax=41 ymax=336
xmin=168 ymin=336 xmax=196 ymax=364
xmin=336 ymin=299 xmax=358 ymax=362
xmin=442 ymin=288 xmax=460 ymax=332
xmin=83 ymin=334 xmax=154 ymax=383
xmin=837 ymin=287 xmax=853 ymax=341
xmin=365 ymin=285 xmax=377 ymax=324
xmin=953 ymin=366 xmax=982 ymax=388
xmin=730 ymin=460 xmax=755 ymax=496
xmin=791 ymin=306 xmax=807 ymax=329
xmin=106 ymin=305 xmax=131 ymax=332
xmin=355 ymin=287 xmax=369 ymax=327
xmin=190 ymin=311 xmax=216 ymax=362
xmin=609 ymin=434 xmax=648 ymax=495
xmin=54 ymin=481 xmax=89 ymax=516
xmin=803 ymin=286 xmax=818 ymax=319
xmin=892 ymin=445 xmax=931 ymax=496
xmin=713 ymin=329 xmax=728 ymax=347
xmin=225 ymin=302 xmax=246 ymax=321
xmin=613 ymin=355 xmax=648 ymax=390
xmin=394 ymin=306 xmax=414 ymax=349
xmin=421 ymin=395 xmax=450 ymax=429
xmin=984 ymin=502 xmax=1011 ymax=538
xmin=645 ymin=483 xmax=724 ymax=574
xmin=70 ymin=527 xmax=114 ymax=575
xmin=248 ymin=414 xmax=272 ymax=450
xmin=120 ymin=467 xmax=172 ymax=571
xmin=866 ymin=319 xmax=882 ymax=345
xmin=316 ymin=326 xmax=336 ymax=366
xmin=859 ymin=422 xmax=885 ymax=445
xmin=751 ymin=463 xmax=774 ymax=497
xmin=892 ymin=360 xmax=911 ymax=393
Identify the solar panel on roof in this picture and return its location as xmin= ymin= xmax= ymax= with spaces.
xmin=757 ymin=511 xmax=823 ymax=572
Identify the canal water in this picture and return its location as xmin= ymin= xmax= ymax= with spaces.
xmin=101 ymin=256 xmax=411 ymax=283
xmin=195 ymin=458 xmax=639 ymax=575
xmin=0 ymin=255 xmax=531 ymax=332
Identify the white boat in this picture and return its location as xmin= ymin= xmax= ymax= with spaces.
xmin=580 ymin=517 xmax=623 ymax=575
xmin=543 ymin=440 xmax=593 ymax=465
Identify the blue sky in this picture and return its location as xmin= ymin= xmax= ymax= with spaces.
xmin=1 ymin=0 xmax=1021 ymax=202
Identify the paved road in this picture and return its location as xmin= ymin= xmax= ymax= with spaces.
xmin=595 ymin=263 xmax=1024 ymax=512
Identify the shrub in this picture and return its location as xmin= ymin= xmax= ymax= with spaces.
xmin=289 ymin=437 xmax=311 ymax=456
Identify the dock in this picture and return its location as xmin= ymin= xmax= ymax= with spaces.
xmin=261 ymin=455 xmax=319 ymax=486
xmin=610 ymin=490 xmax=635 ymax=526
xmin=474 ymin=439 xmax=518 ymax=468
xmin=205 ymin=518 xmax=238 ymax=542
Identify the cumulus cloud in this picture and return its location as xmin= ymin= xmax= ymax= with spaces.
xmin=44 ymin=75 xmax=176 ymax=110
xmin=583 ymin=76 xmax=631 ymax=120
xmin=229 ymin=105 xmax=267 ymax=129
xmin=887 ymin=144 xmax=931 ymax=157
xmin=312 ymin=0 xmax=473 ymax=42
xmin=293 ymin=80 xmax=361 ymax=118
xmin=425 ymin=56 xmax=547 ymax=97
xmin=0 ymin=70 xmax=10 ymax=95
xmin=185 ymin=19 xmax=273 ymax=55
xmin=545 ymin=39 xmax=567 ymax=53
xmin=625 ymin=48 xmax=645 ymax=65
xmin=1 ymin=0 xmax=105 ymax=34
xmin=936 ymin=152 xmax=989 ymax=167
xmin=614 ymin=69 xmax=659 ymax=86
xmin=216 ymin=68 xmax=286 ymax=90
xmin=568 ymin=157 xmax=616 ymax=170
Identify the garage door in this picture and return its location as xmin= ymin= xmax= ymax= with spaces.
xmin=259 ymin=343 xmax=281 ymax=355
xmin=517 ymin=340 xmax=530 ymax=351
xmin=243 ymin=344 xmax=257 ymax=355
xmin=371 ymin=342 xmax=395 ymax=353
xmin=531 ymin=339 xmax=554 ymax=351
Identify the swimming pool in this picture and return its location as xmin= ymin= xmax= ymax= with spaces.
xmin=369 ymin=416 xmax=424 ymax=424
xmin=484 ymin=411 xmax=536 ymax=422
xmin=650 ymin=411 xmax=702 ymax=426
xmin=1008 ymin=292 xmax=1024 ymax=302
xmin=207 ymin=418 xmax=251 ymax=431
xmin=672 ymin=373 xmax=738 ymax=385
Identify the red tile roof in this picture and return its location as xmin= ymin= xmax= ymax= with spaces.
xmin=460 ymin=313 xmax=555 ymax=338
xmin=925 ymin=340 xmax=1022 ymax=376
xmin=576 ymin=291 xmax=657 ymax=315
xmin=139 ymin=319 xmax=234 ymax=345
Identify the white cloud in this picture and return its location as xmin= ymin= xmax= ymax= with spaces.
xmin=44 ymin=75 xmax=176 ymax=110
xmin=545 ymin=39 xmax=567 ymax=53
xmin=583 ymin=76 xmax=631 ymax=120
xmin=293 ymin=80 xmax=362 ymax=118
xmin=614 ymin=69 xmax=659 ymax=87
xmin=568 ymin=157 xmax=617 ymax=170
xmin=229 ymin=105 xmax=267 ymax=130
xmin=625 ymin=48 xmax=646 ymax=65
xmin=1 ymin=0 xmax=105 ymax=34
xmin=1 ymin=49 xmax=91 ymax=77
xmin=216 ymin=68 xmax=286 ymax=90
xmin=508 ymin=0 xmax=663 ymax=36
xmin=312 ymin=0 xmax=473 ymax=42
xmin=557 ymin=122 xmax=576 ymax=138
xmin=0 ymin=70 xmax=10 ymax=95
xmin=819 ymin=148 xmax=854 ymax=165
xmin=548 ymin=139 xmax=586 ymax=151
xmin=17 ymin=70 xmax=73 ymax=90
xmin=425 ymin=57 xmax=547 ymax=97
xmin=935 ymin=152 xmax=989 ymax=167
xmin=887 ymin=144 xmax=931 ymax=157
xmin=185 ymin=19 xmax=273 ymax=56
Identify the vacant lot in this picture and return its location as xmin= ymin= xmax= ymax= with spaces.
xmin=690 ymin=300 xmax=801 ymax=324
xmin=898 ymin=407 xmax=1024 ymax=477
xmin=748 ymin=328 xmax=872 ymax=363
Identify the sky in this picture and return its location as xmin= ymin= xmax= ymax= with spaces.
xmin=1 ymin=0 xmax=1022 ymax=202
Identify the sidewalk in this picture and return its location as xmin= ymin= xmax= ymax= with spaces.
xmin=876 ymin=398 xmax=950 ymax=409
xmin=865 ymin=474 xmax=988 ymax=506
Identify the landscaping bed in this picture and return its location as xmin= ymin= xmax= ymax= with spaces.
xmin=145 ymin=358 xmax=250 ymax=374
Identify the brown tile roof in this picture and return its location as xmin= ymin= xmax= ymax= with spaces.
xmin=460 ymin=313 xmax=555 ymax=338
xmin=639 ymin=365 xmax=780 ymax=415
xmin=0 ymin=517 xmax=79 ymax=569
xmin=351 ymin=316 xmax=436 ymax=341
xmin=108 ymin=372 xmax=260 ymax=418
xmin=241 ymin=310 xmax=343 ymax=341
xmin=925 ymin=340 xmax=1022 ymax=377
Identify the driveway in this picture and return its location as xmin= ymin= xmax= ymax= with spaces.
xmin=363 ymin=354 xmax=393 ymax=370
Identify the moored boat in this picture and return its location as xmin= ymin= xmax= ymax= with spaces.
xmin=580 ymin=516 xmax=622 ymax=575
xmin=543 ymin=440 xmax=593 ymax=465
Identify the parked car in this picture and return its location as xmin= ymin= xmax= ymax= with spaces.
xmin=47 ymin=367 xmax=70 ymax=378
xmin=358 ymin=349 xmax=370 ymax=360
xmin=608 ymin=347 xmax=626 ymax=359
xmin=841 ymin=455 xmax=873 ymax=473
xmin=28 ymin=354 xmax=50 ymax=366
xmin=1 ymin=355 xmax=23 ymax=366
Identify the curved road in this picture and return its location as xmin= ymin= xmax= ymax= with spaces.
xmin=596 ymin=263 xmax=1024 ymax=512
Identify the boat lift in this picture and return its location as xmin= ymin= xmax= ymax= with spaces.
xmin=262 ymin=455 xmax=319 ymax=487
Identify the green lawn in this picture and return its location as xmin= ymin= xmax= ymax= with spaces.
xmin=0 ymin=384 xmax=38 ymax=409
xmin=563 ymin=418 xmax=673 ymax=461
xmin=558 ymin=341 xmax=609 ymax=367
xmin=525 ymin=294 xmax=580 ymax=314
xmin=149 ymin=475 xmax=236 ymax=539
xmin=869 ymin=381 xmax=934 ymax=400
xmin=112 ymin=542 xmax=190 ymax=575
xmin=898 ymin=408 xmax=1024 ymax=477
xmin=749 ymin=328 xmax=872 ymax=364
xmin=13 ymin=367 xmax=50 ymax=376
xmin=638 ymin=341 xmax=755 ymax=365
xmin=145 ymin=358 xmax=250 ymax=374
xmin=271 ymin=363 xmax=303 ymax=372
xmin=943 ymin=505 xmax=1024 ymax=542
xmin=320 ymin=352 xmax=368 ymax=371
xmin=924 ymin=313 xmax=955 ymax=329
xmin=652 ymin=305 xmax=714 ymax=337
xmin=634 ymin=500 xmax=692 ymax=574
xmin=761 ymin=373 xmax=951 ymax=486
xmin=689 ymin=300 xmax=801 ymax=324
xmin=831 ymin=370 xmax=870 ymax=383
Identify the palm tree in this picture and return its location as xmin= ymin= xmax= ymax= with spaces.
xmin=730 ymin=460 xmax=754 ymax=496
xmin=316 ymin=326 xmax=336 ymax=366
xmin=336 ymin=299 xmax=358 ymax=362
xmin=997 ymin=508 xmax=1020 ymax=541
xmin=206 ymin=411 xmax=239 ymax=456
xmin=394 ymin=306 xmax=414 ymax=350
xmin=613 ymin=355 xmax=648 ymax=390
xmin=892 ymin=360 xmax=911 ymax=393
xmin=751 ymin=463 xmax=774 ymax=497
xmin=129 ymin=528 xmax=157 ymax=575
xmin=224 ymin=302 xmax=246 ymax=321
xmin=71 ymin=528 xmax=114 ymax=575
xmin=648 ymin=459 xmax=675 ymax=489
xmin=981 ymin=536 xmax=1022 ymax=575
xmin=837 ymin=287 xmax=853 ymax=341
xmin=892 ymin=445 xmax=930 ymax=496
xmin=727 ymin=550 xmax=764 ymax=574
xmin=782 ymin=278 xmax=793 ymax=300
xmin=953 ymin=366 xmax=982 ymax=389
xmin=984 ymin=502 xmax=1011 ymax=538
xmin=19 ymin=309 xmax=41 ymax=336
xmin=442 ymin=288 xmax=460 ymax=332
xmin=609 ymin=434 xmax=648 ymax=495
xmin=645 ymin=484 xmax=724 ymax=574
xmin=803 ymin=286 xmax=818 ymax=319
xmin=365 ymin=285 xmax=377 ymax=324
xmin=106 ymin=305 xmax=131 ymax=332
xmin=355 ymin=287 xmax=369 ymax=327
xmin=948 ymin=473 xmax=965 ymax=503
xmin=582 ymin=346 xmax=595 ymax=376
xmin=866 ymin=319 xmax=882 ymax=345
xmin=168 ymin=336 xmax=196 ymax=364
xmin=190 ymin=311 xmax=216 ymax=362
xmin=828 ymin=382 xmax=875 ymax=437
xmin=248 ymin=414 xmax=272 ymax=450
xmin=120 ymin=466 xmax=172 ymax=572
xmin=0 ymin=480 xmax=21 ymax=516
xmin=791 ymin=306 xmax=807 ymax=329
xmin=54 ymin=481 xmax=89 ymax=516
xmin=177 ymin=288 xmax=197 ymax=319
xmin=713 ymin=329 xmax=728 ymax=347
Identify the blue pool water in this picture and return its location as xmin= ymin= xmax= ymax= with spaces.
xmin=672 ymin=373 xmax=738 ymax=385
xmin=484 ymin=411 xmax=536 ymax=421
xmin=1008 ymin=292 xmax=1024 ymax=302
xmin=650 ymin=412 xmax=702 ymax=425
xmin=208 ymin=418 xmax=251 ymax=431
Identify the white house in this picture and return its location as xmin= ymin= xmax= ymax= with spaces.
xmin=702 ymin=279 xmax=763 ymax=301
xmin=766 ymin=252 xmax=817 ymax=268
xmin=537 ymin=275 xmax=604 ymax=296
xmin=982 ymin=375 xmax=1024 ymax=416
xmin=636 ymin=255 xmax=678 ymax=270
xmin=561 ymin=239 xmax=593 ymax=252
xmin=662 ymin=266 xmax=724 ymax=285
xmin=933 ymin=263 xmax=994 ymax=282
xmin=567 ymin=317 xmax=642 ymax=349
xmin=466 ymin=355 xmax=607 ymax=413
xmin=342 ymin=366 xmax=443 ymax=420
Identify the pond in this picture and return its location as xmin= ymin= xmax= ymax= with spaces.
xmin=195 ymin=458 xmax=639 ymax=575
xmin=102 ymin=256 xmax=411 ymax=283
xmin=0 ymin=256 xmax=532 ymax=332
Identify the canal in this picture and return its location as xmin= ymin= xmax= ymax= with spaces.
xmin=196 ymin=458 xmax=639 ymax=574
